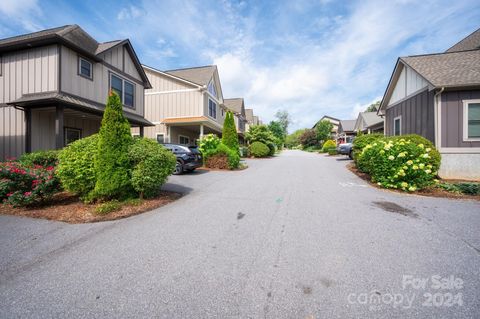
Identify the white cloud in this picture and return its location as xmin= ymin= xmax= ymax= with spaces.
xmin=117 ymin=5 xmax=144 ymax=20
xmin=0 ymin=0 xmax=42 ymax=32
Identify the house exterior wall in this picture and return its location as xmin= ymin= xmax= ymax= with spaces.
xmin=440 ymin=90 xmax=480 ymax=148
xmin=385 ymin=88 xmax=435 ymax=142
xmin=30 ymin=108 xmax=101 ymax=152
xmin=0 ymin=45 xmax=59 ymax=159
xmin=141 ymin=68 xmax=204 ymax=140
xmin=60 ymin=45 xmax=145 ymax=118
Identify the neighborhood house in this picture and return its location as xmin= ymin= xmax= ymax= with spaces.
xmin=378 ymin=28 xmax=480 ymax=180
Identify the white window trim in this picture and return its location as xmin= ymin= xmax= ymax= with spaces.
xmin=179 ymin=135 xmax=190 ymax=145
xmin=78 ymin=57 xmax=93 ymax=80
xmin=156 ymin=133 xmax=165 ymax=144
xmin=131 ymin=133 xmax=140 ymax=137
xmin=393 ymin=115 xmax=402 ymax=136
xmin=463 ymin=99 xmax=480 ymax=142
xmin=208 ymin=98 xmax=217 ymax=119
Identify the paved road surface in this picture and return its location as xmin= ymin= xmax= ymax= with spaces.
xmin=1 ymin=150 xmax=479 ymax=318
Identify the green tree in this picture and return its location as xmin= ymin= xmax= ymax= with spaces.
xmin=366 ymin=101 xmax=380 ymax=112
xmin=222 ymin=111 xmax=239 ymax=153
xmin=268 ymin=121 xmax=285 ymax=147
xmin=93 ymin=91 xmax=133 ymax=199
xmin=245 ymin=124 xmax=276 ymax=145
xmin=275 ymin=110 xmax=291 ymax=135
xmin=285 ymin=129 xmax=306 ymax=148
xmin=315 ymin=120 xmax=333 ymax=144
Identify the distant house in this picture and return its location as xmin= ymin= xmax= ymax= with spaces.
xmin=313 ymin=115 xmax=341 ymax=136
xmin=337 ymin=120 xmax=356 ymax=143
xmin=139 ymin=65 xmax=227 ymax=145
xmin=224 ymin=98 xmax=247 ymax=142
xmin=354 ymin=112 xmax=384 ymax=134
xmin=0 ymin=25 xmax=153 ymax=160
xmin=378 ymin=28 xmax=480 ymax=180
xmin=245 ymin=108 xmax=254 ymax=132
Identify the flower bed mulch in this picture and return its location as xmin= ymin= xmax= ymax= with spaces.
xmin=0 ymin=191 xmax=181 ymax=224
xmin=346 ymin=163 xmax=480 ymax=201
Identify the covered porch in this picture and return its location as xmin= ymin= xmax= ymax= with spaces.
xmin=162 ymin=116 xmax=223 ymax=146
xmin=8 ymin=92 xmax=153 ymax=152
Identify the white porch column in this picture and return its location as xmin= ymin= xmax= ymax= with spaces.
xmin=167 ymin=126 xmax=171 ymax=143
xmin=200 ymin=124 xmax=204 ymax=140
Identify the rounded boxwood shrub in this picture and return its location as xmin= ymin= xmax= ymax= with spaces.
xmin=352 ymin=133 xmax=384 ymax=161
xmin=19 ymin=150 xmax=59 ymax=167
xmin=267 ymin=142 xmax=276 ymax=156
xmin=358 ymin=135 xmax=441 ymax=191
xmin=129 ymin=138 xmax=176 ymax=198
xmin=56 ymin=134 xmax=99 ymax=200
xmin=204 ymin=143 xmax=240 ymax=169
xmin=322 ymin=140 xmax=336 ymax=153
xmin=249 ymin=141 xmax=270 ymax=158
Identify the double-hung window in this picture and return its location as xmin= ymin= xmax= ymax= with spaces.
xmin=179 ymin=135 xmax=190 ymax=145
xmin=110 ymin=73 xmax=135 ymax=108
xmin=79 ymin=57 xmax=92 ymax=79
xmin=464 ymin=100 xmax=480 ymax=140
xmin=208 ymin=99 xmax=217 ymax=119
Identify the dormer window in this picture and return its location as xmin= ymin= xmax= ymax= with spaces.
xmin=78 ymin=57 xmax=92 ymax=79
xmin=208 ymin=80 xmax=217 ymax=98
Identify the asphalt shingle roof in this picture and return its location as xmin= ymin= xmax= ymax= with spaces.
xmin=339 ymin=120 xmax=356 ymax=132
xmin=401 ymin=49 xmax=480 ymax=88
xmin=446 ymin=28 xmax=480 ymax=53
xmin=245 ymin=109 xmax=254 ymax=122
xmin=361 ymin=112 xmax=383 ymax=127
xmin=224 ymin=98 xmax=244 ymax=114
xmin=165 ymin=66 xmax=216 ymax=86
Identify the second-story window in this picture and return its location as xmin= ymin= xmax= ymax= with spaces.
xmin=79 ymin=57 xmax=92 ymax=79
xmin=110 ymin=73 xmax=135 ymax=108
xmin=208 ymin=99 xmax=217 ymax=119
xmin=208 ymin=80 xmax=217 ymax=98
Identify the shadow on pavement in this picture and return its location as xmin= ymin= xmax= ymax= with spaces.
xmin=161 ymin=183 xmax=194 ymax=195
xmin=335 ymin=157 xmax=352 ymax=161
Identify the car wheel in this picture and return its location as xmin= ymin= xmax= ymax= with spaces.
xmin=348 ymin=150 xmax=353 ymax=160
xmin=174 ymin=161 xmax=183 ymax=175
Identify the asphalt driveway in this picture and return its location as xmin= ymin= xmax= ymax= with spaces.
xmin=1 ymin=150 xmax=479 ymax=318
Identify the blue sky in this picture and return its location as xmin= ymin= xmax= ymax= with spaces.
xmin=1 ymin=0 xmax=479 ymax=132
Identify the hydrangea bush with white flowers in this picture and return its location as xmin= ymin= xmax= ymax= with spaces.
xmin=357 ymin=134 xmax=441 ymax=191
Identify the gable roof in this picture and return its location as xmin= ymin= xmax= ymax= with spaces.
xmin=400 ymin=50 xmax=480 ymax=88
xmin=338 ymin=120 xmax=356 ymax=132
xmin=0 ymin=25 xmax=151 ymax=88
xmin=165 ymin=65 xmax=217 ymax=86
xmin=446 ymin=28 xmax=480 ymax=53
xmin=224 ymin=98 xmax=244 ymax=115
xmin=245 ymin=109 xmax=254 ymax=122
xmin=360 ymin=112 xmax=383 ymax=128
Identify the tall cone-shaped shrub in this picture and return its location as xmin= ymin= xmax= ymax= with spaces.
xmin=93 ymin=91 xmax=133 ymax=199
xmin=222 ymin=111 xmax=239 ymax=153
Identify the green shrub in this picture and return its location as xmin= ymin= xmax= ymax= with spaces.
xmin=0 ymin=161 xmax=60 ymax=207
xmin=245 ymin=125 xmax=276 ymax=146
xmin=249 ymin=141 xmax=270 ymax=157
xmin=57 ymin=134 xmax=99 ymax=200
xmin=95 ymin=200 xmax=121 ymax=215
xmin=19 ymin=150 xmax=59 ymax=167
xmin=222 ymin=111 xmax=239 ymax=153
xmin=322 ymin=139 xmax=337 ymax=153
xmin=199 ymin=134 xmax=221 ymax=156
xmin=266 ymin=142 xmax=276 ymax=156
xmin=439 ymin=182 xmax=480 ymax=195
xmin=352 ymin=133 xmax=383 ymax=161
xmin=328 ymin=149 xmax=337 ymax=155
xmin=204 ymin=143 xmax=240 ymax=169
xmin=240 ymin=146 xmax=249 ymax=158
xmin=357 ymin=135 xmax=441 ymax=191
xmin=94 ymin=92 xmax=133 ymax=199
xmin=129 ymin=138 xmax=176 ymax=198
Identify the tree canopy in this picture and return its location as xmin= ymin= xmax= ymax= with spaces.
xmin=315 ymin=120 xmax=333 ymax=143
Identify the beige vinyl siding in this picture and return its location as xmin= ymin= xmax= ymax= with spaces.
xmin=30 ymin=108 xmax=101 ymax=151
xmin=204 ymin=93 xmax=225 ymax=127
xmin=388 ymin=65 xmax=429 ymax=106
xmin=144 ymin=69 xmax=192 ymax=92
xmin=0 ymin=45 xmax=59 ymax=159
xmin=60 ymin=45 xmax=144 ymax=118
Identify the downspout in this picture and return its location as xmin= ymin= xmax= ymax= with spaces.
xmin=434 ymin=87 xmax=445 ymax=148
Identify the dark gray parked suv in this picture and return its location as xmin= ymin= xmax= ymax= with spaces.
xmin=336 ymin=137 xmax=355 ymax=159
xmin=162 ymin=144 xmax=202 ymax=175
